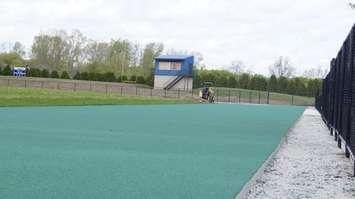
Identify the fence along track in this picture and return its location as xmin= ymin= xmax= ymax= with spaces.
xmin=316 ymin=24 xmax=355 ymax=176
xmin=0 ymin=76 xmax=313 ymax=106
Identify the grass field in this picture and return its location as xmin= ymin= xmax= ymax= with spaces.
xmin=0 ymin=104 xmax=305 ymax=199
xmin=213 ymin=87 xmax=314 ymax=106
xmin=0 ymin=87 xmax=196 ymax=107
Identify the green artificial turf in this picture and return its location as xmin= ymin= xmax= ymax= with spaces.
xmin=0 ymin=104 xmax=305 ymax=199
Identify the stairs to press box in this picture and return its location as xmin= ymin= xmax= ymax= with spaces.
xmin=164 ymin=76 xmax=184 ymax=90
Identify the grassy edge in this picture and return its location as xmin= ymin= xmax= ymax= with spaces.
xmin=0 ymin=87 xmax=198 ymax=107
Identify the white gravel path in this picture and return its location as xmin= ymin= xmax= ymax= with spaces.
xmin=242 ymin=107 xmax=355 ymax=199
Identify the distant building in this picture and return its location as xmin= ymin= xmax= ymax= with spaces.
xmin=154 ymin=55 xmax=194 ymax=91
xmin=12 ymin=67 xmax=27 ymax=77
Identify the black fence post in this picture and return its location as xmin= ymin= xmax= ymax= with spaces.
xmin=164 ymin=89 xmax=167 ymax=98
xmin=228 ymin=89 xmax=231 ymax=103
xmin=267 ymin=91 xmax=270 ymax=104
xmin=249 ymin=91 xmax=252 ymax=103
xmin=120 ymin=86 xmax=123 ymax=96
xmin=239 ymin=90 xmax=241 ymax=103
xmin=291 ymin=95 xmax=294 ymax=105
xmin=216 ymin=89 xmax=219 ymax=103
xmin=258 ymin=91 xmax=261 ymax=104
xmin=150 ymin=88 xmax=153 ymax=97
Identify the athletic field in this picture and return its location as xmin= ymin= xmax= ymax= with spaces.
xmin=0 ymin=104 xmax=304 ymax=199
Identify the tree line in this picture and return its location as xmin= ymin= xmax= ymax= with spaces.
xmin=0 ymin=30 xmax=323 ymax=97
xmin=194 ymin=69 xmax=322 ymax=97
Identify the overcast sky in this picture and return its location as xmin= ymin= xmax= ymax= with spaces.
xmin=0 ymin=0 xmax=355 ymax=75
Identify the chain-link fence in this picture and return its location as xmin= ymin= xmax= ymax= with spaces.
xmin=0 ymin=76 xmax=314 ymax=106
xmin=315 ymin=24 xmax=355 ymax=176
xmin=213 ymin=87 xmax=314 ymax=106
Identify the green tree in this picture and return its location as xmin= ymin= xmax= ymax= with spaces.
xmin=50 ymin=71 xmax=59 ymax=78
xmin=41 ymin=69 xmax=49 ymax=77
xmin=278 ymin=76 xmax=288 ymax=93
xmin=140 ymin=43 xmax=163 ymax=78
xmin=239 ymin=73 xmax=250 ymax=89
xmin=108 ymin=39 xmax=132 ymax=78
xmin=227 ymin=76 xmax=237 ymax=88
xmin=12 ymin=42 xmax=26 ymax=57
xmin=102 ymin=72 xmax=116 ymax=82
xmin=60 ymin=71 xmax=70 ymax=79
xmin=0 ymin=53 xmax=24 ymax=67
xmin=268 ymin=75 xmax=278 ymax=92
xmin=136 ymin=76 xmax=145 ymax=84
xmin=28 ymin=68 xmax=41 ymax=77
xmin=2 ymin=65 xmax=12 ymax=76
xmin=73 ymin=72 xmax=81 ymax=80
xmin=130 ymin=75 xmax=137 ymax=82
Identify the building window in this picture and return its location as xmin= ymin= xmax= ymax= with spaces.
xmin=159 ymin=61 xmax=181 ymax=70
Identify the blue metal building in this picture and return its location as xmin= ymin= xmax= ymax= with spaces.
xmin=154 ymin=55 xmax=194 ymax=91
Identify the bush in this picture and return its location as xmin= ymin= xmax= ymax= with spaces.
xmin=129 ymin=75 xmax=137 ymax=82
xmin=2 ymin=65 xmax=12 ymax=76
xmin=28 ymin=68 xmax=41 ymax=77
xmin=103 ymin=72 xmax=116 ymax=82
xmin=41 ymin=69 xmax=49 ymax=77
xmin=60 ymin=71 xmax=70 ymax=79
xmin=88 ymin=72 xmax=97 ymax=81
xmin=50 ymin=71 xmax=59 ymax=78
xmin=121 ymin=75 xmax=127 ymax=82
xmin=80 ymin=72 xmax=89 ymax=80
xmin=115 ymin=76 xmax=122 ymax=82
xmin=73 ymin=72 xmax=81 ymax=80
xmin=145 ymin=74 xmax=154 ymax=86
xmin=136 ymin=76 xmax=145 ymax=84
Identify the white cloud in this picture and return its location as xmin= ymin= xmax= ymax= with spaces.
xmin=0 ymin=0 xmax=354 ymax=75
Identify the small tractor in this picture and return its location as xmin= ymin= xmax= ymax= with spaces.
xmin=199 ymin=82 xmax=215 ymax=103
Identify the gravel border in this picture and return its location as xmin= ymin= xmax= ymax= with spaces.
xmin=237 ymin=107 xmax=355 ymax=199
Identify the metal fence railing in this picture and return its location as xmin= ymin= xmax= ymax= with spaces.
xmin=213 ymin=88 xmax=314 ymax=106
xmin=315 ymin=24 xmax=355 ymax=176
xmin=0 ymin=76 xmax=314 ymax=106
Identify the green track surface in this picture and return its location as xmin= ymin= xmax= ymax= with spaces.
xmin=0 ymin=104 xmax=304 ymax=199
